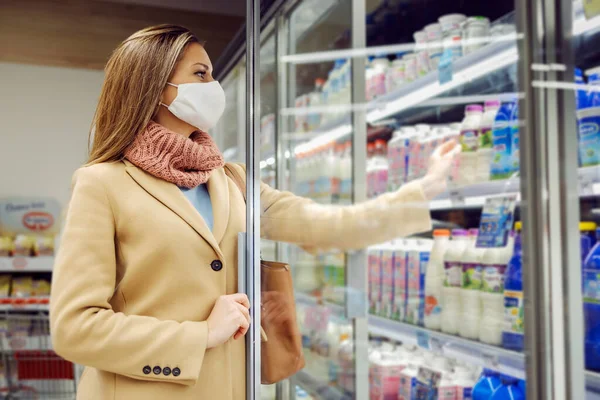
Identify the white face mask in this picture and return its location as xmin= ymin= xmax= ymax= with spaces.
xmin=160 ymin=81 xmax=226 ymax=132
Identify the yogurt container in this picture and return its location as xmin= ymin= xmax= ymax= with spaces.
xmin=424 ymin=23 xmax=443 ymax=69
xmin=403 ymin=53 xmax=418 ymax=83
xmin=413 ymin=30 xmax=430 ymax=77
xmin=462 ymin=16 xmax=491 ymax=55
xmin=439 ymin=13 xmax=467 ymax=32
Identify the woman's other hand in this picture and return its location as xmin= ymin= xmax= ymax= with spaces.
xmin=420 ymin=140 xmax=461 ymax=200
xmin=206 ymin=293 xmax=251 ymax=349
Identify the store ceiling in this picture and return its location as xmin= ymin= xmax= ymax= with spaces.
xmin=0 ymin=0 xmax=244 ymax=70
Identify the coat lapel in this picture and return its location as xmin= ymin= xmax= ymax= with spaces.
xmin=206 ymin=167 xmax=230 ymax=245
xmin=123 ymin=160 xmax=224 ymax=259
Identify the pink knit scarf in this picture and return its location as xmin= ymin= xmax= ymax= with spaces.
xmin=124 ymin=121 xmax=224 ymax=189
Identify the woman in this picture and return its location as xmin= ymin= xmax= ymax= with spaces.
xmin=50 ymin=25 xmax=459 ymax=400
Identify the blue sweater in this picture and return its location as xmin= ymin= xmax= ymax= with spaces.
xmin=180 ymin=184 xmax=213 ymax=232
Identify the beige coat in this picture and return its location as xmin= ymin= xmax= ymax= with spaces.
xmin=50 ymin=160 xmax=431 ymax=400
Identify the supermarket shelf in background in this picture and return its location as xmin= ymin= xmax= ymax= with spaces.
xmin=0 ymin=297 xmax=49 ymax=312
xmin=429 ymin=165 xmax=600 ymax=210
xmin=0 ymin=257 xmax=54 ymax=272
xmin=284 ymin=39 xmax=517 ymax=155
xmin=368 ymin=315 xmax=526 ymax=379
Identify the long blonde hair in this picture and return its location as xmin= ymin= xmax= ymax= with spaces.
xmin=87 ymin=24 xmax=199 ymax=165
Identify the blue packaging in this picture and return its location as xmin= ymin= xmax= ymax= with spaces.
xmin=491 ymin=102 xmax=518 ymax=180
xmin=587 ymin=68 xmax=600 ymax=108
xmin=418 ymin=250 xmax=430 ymax=327
xmin=503 ymin=226 xmax=524 ymax=351
xmin=473 ymin=369 xmax=502 ymax=400
xmin=576 ymin=107 xmax=600 ymax=167
xmin=490 ymin=379 xmax=525 ymax=400
xmin=576 ymin=68 xmax=588 ymax=109
xmin=584 ymin=233 xmax=600 ymax=371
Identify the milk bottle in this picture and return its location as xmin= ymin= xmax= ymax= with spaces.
xmin=459 ymin=229 xmax=485 ymax=339
xmin=424 ymin=229 xmax=451 ymax=331
xmin=442 ymin=230 xmax=469 ymax=335
xmin=477 ymin=100 xmax=501 ymax=183
xmin=479 ymin=233 xmax=515 ymax=345
xmin=458 ymin=104 xmax=484 ymax=186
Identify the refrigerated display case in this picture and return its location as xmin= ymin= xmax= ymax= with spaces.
xmin=215 ymin=0 xmax=600 ymax=399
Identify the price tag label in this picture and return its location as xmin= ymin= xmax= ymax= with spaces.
xmin=449 ymin=189 xmax=465 ymax=206
xmin=482 ymin=352 xmax=500 ymax=370
xmin=429 ymin=337 xmax=443 ymax=353
xmin=476 ymin=194 xmax=518 ymax=248
xmin=417 ymin=331 xmax=430 ymax=349
xmin=584 ymin=0 xmax=600 ymax=19
xmin=438 ymin=50 xmax=453 ymax=85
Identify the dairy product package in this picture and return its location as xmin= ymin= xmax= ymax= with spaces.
xmin=414 ymin=30 xmax=430 ymax=77
xmin=491 ymin=101 xmax=519 ymax=180
xmin=424 ymin=23 xmax=443 ymax=69
xmin=424 ymin=230 xmax=451 ymax=330
xmin=477 ymin=100 xmax=501 ymax=183
xmin=462 ymin=16 xmax=491 ymax=55
xmin=459 ymin=104 xmax=484 ymax=185
xmin=405 ymin=240 xmax=432 ymax=326
xmin=369 ymin=352 xmax=406 ymax=400
xmin=380 ymin=244 xmax=395 ymax=318
xmin=392 ymin=241 xmax=408 ymax=321
xmin=577 ymin=107 xmax=600 ymax=167
xmin=369 ymin=247 xmax=383 ymax=315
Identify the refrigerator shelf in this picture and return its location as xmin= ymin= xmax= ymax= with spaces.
xmin=368 ymin=314 xmax=526 ymax=379
xmin=0 ymin=257 xmax=54 ymax=272
xmin=429 ymin=165 xmax=600 ymax=210
xmin=284 ymin=39 xmax=517 ymax=156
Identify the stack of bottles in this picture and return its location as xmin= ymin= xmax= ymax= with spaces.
xmin=387 ymin=123 xmax=460 ymax=192
xmin=575 ymin=66 xmax=600 ymax=167
xmin=368 ymin=224 xmax=524 ymax=349
xmin=294 ymin=141 xmax=352 ymax=205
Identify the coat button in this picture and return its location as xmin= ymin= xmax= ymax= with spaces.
xmin=153 ymin=366 xmax=161 ymax=375
xmin=172 ymin=367 xmax=181 ymax=377
xmin=143 ymin=365 xmax=151 ymax=375
xmin=163 ymin=367 xmax=171 ymax=376
xmin=211 ymin=260 xmax=223 ymax=271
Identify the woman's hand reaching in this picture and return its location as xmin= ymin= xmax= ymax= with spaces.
xmin=420 ymin=140 xmax=461 ymax=200
xmin=206 ymin=293 xmax=251 ymax=349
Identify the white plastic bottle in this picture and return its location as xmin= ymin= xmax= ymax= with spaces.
xmin=459 ymin=229 xmax=485 ymax=339
xmin=441 ymin=229 xmax=470 ymax=335
xmin=454 ymin=365 xmax=477 ymax=400
xmin=479 ymin=233 xmax=515 ymax=345
xmin=424 ymin=229 xmax=451 ymax=330
xmin=458 ymin=104 xmax=484 ymax=186
xmin=476 ymin=100 xmax=501 ymax=183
